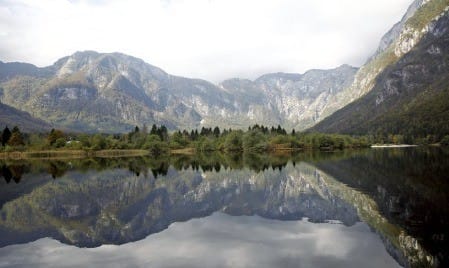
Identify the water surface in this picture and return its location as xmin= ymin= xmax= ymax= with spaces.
xmin=0 ymin=148 xmax=447 ymax=267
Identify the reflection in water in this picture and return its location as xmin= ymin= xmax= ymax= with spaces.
xmin=0 ymin=213 xmax=400 ymax=268
xmin=1 ymin=165 xmax=25 ymax=184
xmin=312 ymin=148 xmax=449 ymax=267
xmin=0 ymin=148 xmax=448 ymax=267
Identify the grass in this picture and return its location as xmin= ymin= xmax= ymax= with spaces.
xmin=406 ymin=0 xmax=449 ymax=30
xmin=0 ymin=149 xmax=150 ymax=160
xmin=170 ymin=148 xmax=196 ymax=155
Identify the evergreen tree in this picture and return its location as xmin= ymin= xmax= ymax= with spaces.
xmin=150 ymin=124 xmax=158 ymax=135
xmin=159 ymin=125 xmax=168 ymax=141
xmin=213 ymin=126 xmax=220 ymax=137
xmin=2 ymin=126 xmax=11 ymax=146
xmin=7 ymin=126 xmax=24 ymax=146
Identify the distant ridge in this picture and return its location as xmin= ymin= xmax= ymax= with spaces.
xmin=0 ymin=102 xmax=52 ymax=132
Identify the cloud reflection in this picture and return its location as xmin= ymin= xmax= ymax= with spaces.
xmin=0 ymin=213 xmax=400 ymax=268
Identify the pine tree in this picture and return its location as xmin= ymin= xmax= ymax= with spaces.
xmin=8 ymin=126 xmax=24 ymax=146
xmin=150 ymin=124 xmax=158 ymax=135
xmin=2 ymin=126 xmax=12 ymax=146
xmin=213 ymin=126 xmax=220 ymax=137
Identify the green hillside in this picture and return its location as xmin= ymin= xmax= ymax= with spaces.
xmin=313 ymin=7 xmax=449 ymax=142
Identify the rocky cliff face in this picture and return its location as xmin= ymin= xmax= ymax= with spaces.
xmin=1 ymin=0 xmax=446 ymax=133
xmin=220 ymin=65 xmax=357 ymax=130
xmin=313 ymin=0 xmax=449 ymax=137
xmin=0 ymin=51 xmax=357 ymax=132
xmin=369 ymin=0 xmax=426 ymax=61
xmin=315 ymin=0 xmax=447 ymax=122
xmin=0 ymin=51 xmax=237 ymax=132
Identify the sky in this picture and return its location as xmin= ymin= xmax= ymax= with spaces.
xmin=0 ymin=0 xmax=412 ymax=82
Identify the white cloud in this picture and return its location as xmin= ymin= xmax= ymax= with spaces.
xmin=0 ymin=0 xmax=412 ymax=82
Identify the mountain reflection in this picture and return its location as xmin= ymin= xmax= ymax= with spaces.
xmin=0 ymin=148 xmax=448 ymax=267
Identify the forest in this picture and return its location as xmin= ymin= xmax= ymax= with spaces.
xmin=0 ymin=124 xmax=377 ymax=156
xmin=1 ymin=124 xmax=448 ymax=158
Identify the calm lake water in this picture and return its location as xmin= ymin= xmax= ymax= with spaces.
xmin=0 ymin=147 xmax=448 ymax=267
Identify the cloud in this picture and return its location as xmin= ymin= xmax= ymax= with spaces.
xmin=0 ymin=0 xmax=412 ymax=82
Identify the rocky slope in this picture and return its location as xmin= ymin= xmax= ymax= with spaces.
xmin=0 ymin=101 xmax=51 ymax=132
xmin=1 ymin=0 xmax=446 ymax=134
xmin=313 ymin=0 xmax=449 ymax=138
xmin=0 ymin=52 xmax=357 ymax=132
xmin=220 ymin=65 xmax=357 ymax=129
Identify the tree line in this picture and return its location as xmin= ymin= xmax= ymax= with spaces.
xmin=2 ymin=124 xmax=448 ymax=155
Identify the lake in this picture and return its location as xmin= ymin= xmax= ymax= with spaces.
xmin=0 ymin=147 xmax=448 ymax=267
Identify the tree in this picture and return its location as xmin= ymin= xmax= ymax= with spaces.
xmin=2 ymin=126 xmax=11 ymax=146
xmin=7 ymin=126 xmax=24 ymax=146
xmin=143 ymin=134 xmax=169 ymax=155
xmin=242 ymin=130 xmax=268 ymax=152
xmin=48 ymin=129 xmax=65 ymax=146
xmin=224 ymin=131 xmax=243 ymax=152
xmin=171 ymin=131 xmax=189 ymax=148
xmin=91 ymin=134 xmax=107 ymax=150
xmin=159 ymin=125 xmax=168 ymax=141
xmin=441 ymin=135 xmax=449 ymax=146
xmin=213 ymin=127 xmax=220 ymax=137
xmin=150 ymin=124 xmax=158 ymax=135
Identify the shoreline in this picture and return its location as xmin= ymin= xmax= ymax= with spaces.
xmin=0 ymin=146 xmax=371 ymax=160
xmin=0 ymin=149 xmax=149 ymax=160
xmin=371 ymin=144 xmax=418 ymax=148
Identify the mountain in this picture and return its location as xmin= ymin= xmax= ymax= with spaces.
xmin=312 ymin=0 xmax=449 ymax=140
xmin=220 ymin=65 xmax=357 ymax=129
xmin=0 ymin=51 xmax=357 ymax=132
xmin=2 ymin=0 xmax=445 ymax=134
xmin=0 ymin=101 xmax=52 ymax=132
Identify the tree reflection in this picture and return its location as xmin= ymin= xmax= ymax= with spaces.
xmin=1 ymin=165 xmax=25 ymax=183
xmin=1 ymin=165 xmax=13 ymax=184
xmin=0 ymin=150 xmax=362 ymax=184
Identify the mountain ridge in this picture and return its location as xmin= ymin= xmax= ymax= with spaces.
xmin=312 ymin=1 xmax=449 ymax=140
xmin=0 ymin=101 xmax=52 ymax=132
xmin=1 ymin=0 xmax=448 ymax=135
xmin=0 ymin=52 xmax=357 ymax=132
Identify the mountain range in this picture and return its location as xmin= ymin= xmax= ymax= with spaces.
xmin=0 ymin=53 xmax=357 ymax=132
xmin=1 ymin=0 xmax=448 ymax=137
